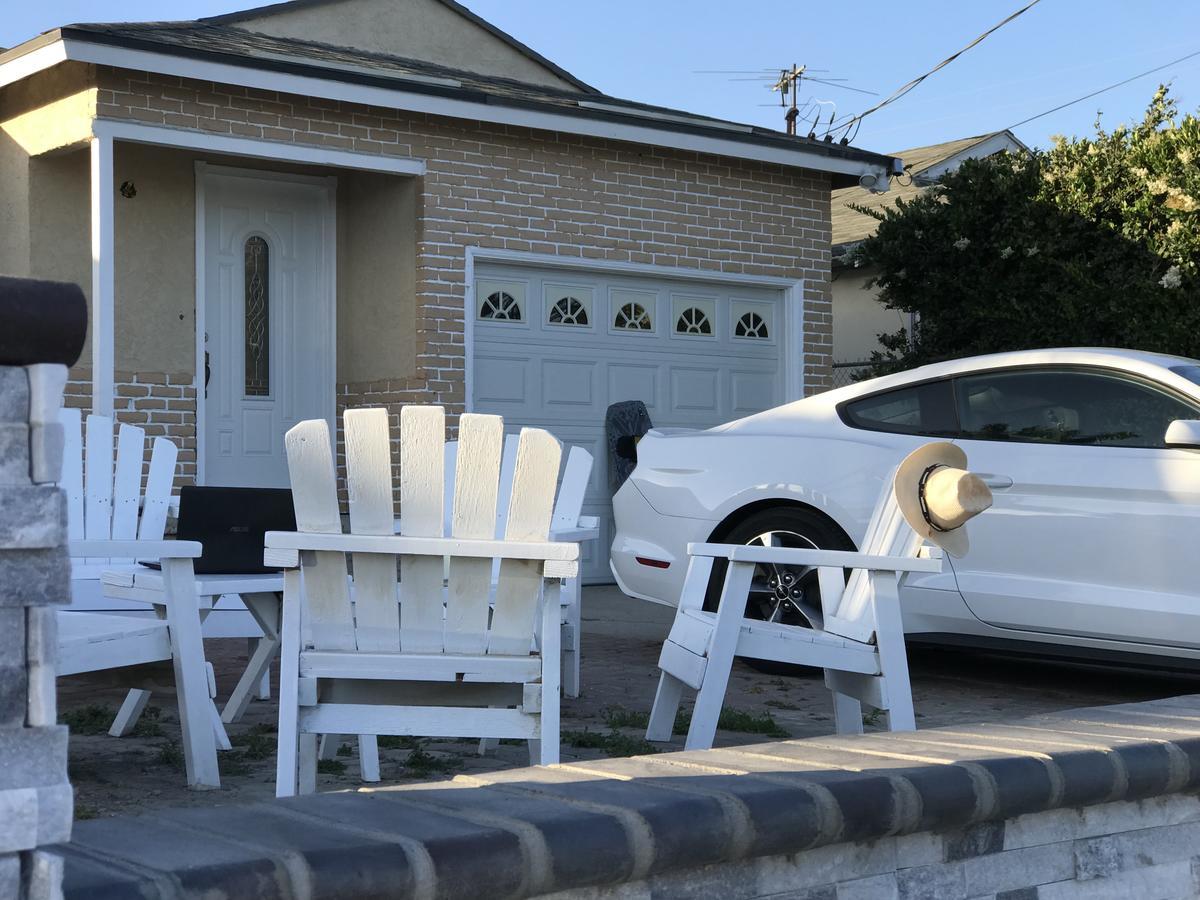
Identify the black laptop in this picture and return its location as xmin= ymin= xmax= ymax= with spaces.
xmin=142 ymin=486 xmax=297 ymax=575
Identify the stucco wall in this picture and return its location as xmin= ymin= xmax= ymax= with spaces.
xmin=832 ymin=264 xmax=910 ymax=363
xmin=231 ymin=0 xmax=577 ymax=90
xmin=336 ymin=170 xmax=418 ymax=384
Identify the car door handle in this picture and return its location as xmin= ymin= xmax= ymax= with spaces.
xmin=976 ymin=473 xmax=1013 ymax=489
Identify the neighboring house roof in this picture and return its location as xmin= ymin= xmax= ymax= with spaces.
xmin=832 ymin=130 xmax=1028 ymax=260
xmin=202 ymin=0 xmax=599 ymax=93
xmin=0 ymin=11 xmax=901 ymax=187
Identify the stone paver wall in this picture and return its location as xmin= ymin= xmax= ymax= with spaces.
xmin=57 ymin=695 xmax=1200 ymax=899
xmin=0 ymin=365 xmax=73 ymax=899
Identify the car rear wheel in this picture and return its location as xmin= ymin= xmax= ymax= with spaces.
xmin=705 ymin=506 xmax=855 ymax=676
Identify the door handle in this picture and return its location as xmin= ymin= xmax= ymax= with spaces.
xmin=976 ymin=473 xmax=1013 ymax=489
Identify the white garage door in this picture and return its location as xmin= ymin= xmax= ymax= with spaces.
xmin=472 ymin=262 xmax=788 ymax=582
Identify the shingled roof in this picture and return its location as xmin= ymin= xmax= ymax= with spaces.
xmin=0 ymin=15 xmax=900 ymax=186
xmin=832 ymin=131 xmax=1027 ymax=258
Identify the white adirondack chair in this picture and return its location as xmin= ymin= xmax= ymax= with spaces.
xmin=270 ymin=406 xmax=578 ymax=796
xmin=55 ymin=408 xmax=222 ymax=788
xmin=646 ymin=467 xmax=942 ymax=750
xmin=443 ymin=436 xmax=596 ymax=697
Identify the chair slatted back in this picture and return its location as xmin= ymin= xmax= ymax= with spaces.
xmin=551 ymin=446 xmax=593 ymax=534
xmin=58 ymin=408 xmax=178 ymax=550
xmin=822 ymin=468 xmax=921 ymax=642
xmin=284 ymin=406 xmax=562 ymax=656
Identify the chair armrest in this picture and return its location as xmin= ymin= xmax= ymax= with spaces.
xmin=550 ymin=525 xmax=601 ymax=543
xmin=686 ymin=542 xmax=942 ymax=574
xmin=264 ymin=531 xmax=580 ymax=566
xmin=69 ymin=539 xmax=203 ymax=560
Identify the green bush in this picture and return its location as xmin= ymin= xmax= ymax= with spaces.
xmin=854 ymin=88 xmax=1200 ymax=373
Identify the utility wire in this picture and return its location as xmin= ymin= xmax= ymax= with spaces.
xmin=828 ymin=0 xmax=1042 ymax=139
xmin=1006 ymin=47 xmax=1200 ymax=129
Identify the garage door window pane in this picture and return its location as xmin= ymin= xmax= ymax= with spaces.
xmin=842 ymin=381 xmax=957 ymax=435
xmin=956 ymin=368 xmax=1200 ymax=447
xmin=480 ymin=291 xmax=522 ymax=321
xmin=735 ymin=311 xmax=769 ymax=339
xmin=614 ymin=302 xmax=652 ymax=330
xmin=549 ymin=296 xmax=589 ymax=326
xmin=676 ymin=306 xmax=712 ymax=335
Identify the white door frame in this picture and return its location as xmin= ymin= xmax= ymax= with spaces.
xmin=462 ymin=246 xmax=807 ymax=412
xmin=194 ymin=162 xmax=338 ymax=485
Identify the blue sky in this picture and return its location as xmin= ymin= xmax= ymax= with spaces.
xmin=3 ymin=1 xmax=1198 ymax=154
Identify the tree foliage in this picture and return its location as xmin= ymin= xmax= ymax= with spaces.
xmin=853 ymin=88 xmax=1200 ymax=374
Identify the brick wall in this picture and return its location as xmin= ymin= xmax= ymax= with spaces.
xmin=91 ymin=66 xmax=834 ymax=483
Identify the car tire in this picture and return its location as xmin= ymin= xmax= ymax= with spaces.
xmin=704 ymin=506 xmax=855 ymax=677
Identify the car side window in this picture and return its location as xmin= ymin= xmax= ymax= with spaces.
xmin=841 ymin=380 xmax=957 ymax=436
xmin=954 ymin=368 xmax=1200 ymax=448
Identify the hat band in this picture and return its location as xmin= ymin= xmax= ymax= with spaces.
xmin=918 ymin=463 xmax=952 ymax=533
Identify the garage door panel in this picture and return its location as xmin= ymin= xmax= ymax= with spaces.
xmin=474 ymin=263 xmax=787 ymax=584
xmin=474 ymin=355 xmax=527 ymax=400
xmin=542 ymin=358 xmax=598 ymax=412
xmin=607 ymin=363 xmax=659 ymax=414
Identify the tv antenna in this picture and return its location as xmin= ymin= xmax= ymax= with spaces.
xmin=695 ymin=66 xmax=877 ymax=137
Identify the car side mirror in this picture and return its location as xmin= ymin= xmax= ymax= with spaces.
xmin=1165 ymin=420 xmax=1200 ymax=448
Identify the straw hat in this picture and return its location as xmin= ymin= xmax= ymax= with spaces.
xmin=894 ymin=442 xmax=993 ymax=558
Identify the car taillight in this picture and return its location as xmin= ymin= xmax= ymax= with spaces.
xmin=635 ymin=556 xmax=670 ymax=569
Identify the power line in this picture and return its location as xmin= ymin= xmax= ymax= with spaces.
xmin=829 ymin=0 xmax=1043 ymax=140
xmin=1006 ymin=48 xmax=1200 ymax=130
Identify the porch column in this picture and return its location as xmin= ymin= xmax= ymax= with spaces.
xmin=89 ymin=133 xmax=115 ymax=416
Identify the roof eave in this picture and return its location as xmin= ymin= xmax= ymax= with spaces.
xmin=1 ymin=32 xmax=897 ymax=183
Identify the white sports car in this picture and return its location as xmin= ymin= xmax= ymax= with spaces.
xmin=610 ymin=348 xmax=1200 ymax=668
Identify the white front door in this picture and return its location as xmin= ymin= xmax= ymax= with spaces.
xmin=201 ymin=168 xmax=335 ymax=488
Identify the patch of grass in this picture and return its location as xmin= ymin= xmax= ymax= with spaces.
xmin=562 ymin=729 xmax=660 ymax=758
xmin=131 ymin=706 xmax=165 ymax=738
xmin=335 ymin=743 xmax=352 ymax=757
xmin=316 ymin=758 xmax=346 ymax=776
xmin=764 ymin=699 xmax=801 ymax=711
xmin=603 ymin=706 xmax=650 ymax=730
xmin=673 ymin=707 xmax=790 ymax=739
xmin=156 ymin=741 xmax=185 ymax=770
xmin=74 ymin=804 xmax=100 ymax=821
xmin=230 ymin=724 xmax=276 ymax=760
xmin=61 ymin=705 xmax=117 ymax=736
xmin=403 ymin=746 xmax=463 ymax=778
xmin=219 ymin=751 xmax=253 ymax=777
xmin=376 ymin=735 xmax=421 ymax=750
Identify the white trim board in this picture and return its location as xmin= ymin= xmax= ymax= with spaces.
xmin=92 ymin=120 xmax=425 ymax=176
xmin=53 ymin=37 xmax=890 ymax=182
xmin=194 ymin=163 xmax=338 ymax=485
xmin=463 ymin=246 xmax=806 ymax=411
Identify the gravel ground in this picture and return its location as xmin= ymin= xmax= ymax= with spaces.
xmin=58 ymin=587 xmax=1200 ymax=821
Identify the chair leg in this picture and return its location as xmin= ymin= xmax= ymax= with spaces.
xmin=683 ymin=560 xmax=752 ymax=752
xmin=832 ymin=691 xmax=865 ymax=735
xmin=299 ymin=733 xmax=318 ymax=795
xmin=538 ymin=580 xmax=562 ymax=766
xmin=275 ymin=570 xmax=302 ymax=798
xmin=562 ymin=575 xmax=581 ymax=699
xmin=478 ymin=737 xmax=499 ymax=756
xmin=318 ymin=734 xmax=343 ymax=760
xmin=646 ymin=672 xmax=685 ymax=742
xmin=527 ymin=739 xmax=542 ymax=766
xmin=359 ymin=735 xmax=380 ymax=783
xmin=109 ymin=689 xmax=151 ymax=738
xmin=161 ymin=559 xmax=220 ymax=789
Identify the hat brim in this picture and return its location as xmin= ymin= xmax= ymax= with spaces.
xmin=893 ymin=442 xmax=971 ymax=558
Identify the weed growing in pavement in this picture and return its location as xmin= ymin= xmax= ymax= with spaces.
xmin=230 ymin=724 xmax=276 ymax=760
xmin=61 ymin=705 xmax=117 ymax=735
xmin=335 ymin=743 xmax=352 ymax=757
xmin=157 ymin=741 xmax=185 ymax=770
xmin=603 ymin=706 xmax=650 ymax=730
xmin=131 ymin=706 xmax=165 ymax=738
xmin=563 ymin=729 xmax=660 ymax=758
xmin=316 ymin=758 xmax=346 ymax=775
xmin=403 ymin=746 xmax=463 ymax=778
xmin=74 ymin=804 xmax=100 ymax=821
xmin=673 ymin=707 xmax=790 ymax=738
xmin=376 ymin=735 xmax=421 ymax=750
